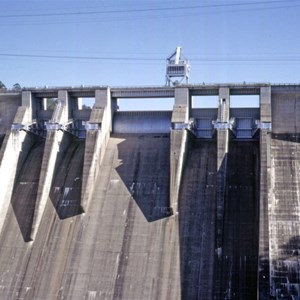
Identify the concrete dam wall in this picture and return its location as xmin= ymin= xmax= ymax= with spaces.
xmin=0 ymin=84 xmax=299 ymax=299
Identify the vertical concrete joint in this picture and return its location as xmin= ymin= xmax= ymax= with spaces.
xmin=81 ymin=88 xmax=112 ymax=213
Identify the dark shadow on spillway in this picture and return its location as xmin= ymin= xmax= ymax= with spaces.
xmin=11 ymin=135 xmax=84 ymax=241
xmin=11 ymin=136 xmax=45 ymax=242
xmin=178 ymin=138 xmax=260 ymax=299
xmin=178 ymin=139 xmax=217 ymax=300
xmin=214 ymin=141 xmax=260 ymax=299
xmin=49 ymin=140 xmax=85 ymax=220
xmin=115 ymin=133 xmax=172 ymax=222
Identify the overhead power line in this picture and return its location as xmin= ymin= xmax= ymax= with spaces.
xmin=0 ymin=53 xmax=163 ymax=61
xmin=0 ymin=0 xmax=299 ymax=18
xmin=1 ymin=52 xmax=300 ymax=63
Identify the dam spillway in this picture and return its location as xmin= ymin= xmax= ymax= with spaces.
xmin=0 ymin=84 xmax=299 ymax=299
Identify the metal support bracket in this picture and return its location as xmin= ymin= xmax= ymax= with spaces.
xmin=255 ymin=121 xmax=272 ymax=131
xmin=84 ymin=123 xmax=101 ymax=131
xmin=46 ymin=120 xmax=74 ymax=133
xmin=172 ymin=122 xmax=188 ymax=130
xmin=213 ymin=118 xmax=235 ymax=131
xmin=11 ymin=120 xmax=38 ymax=134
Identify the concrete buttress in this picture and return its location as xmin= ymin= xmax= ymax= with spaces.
xmin=213 ymin=87 xmax=230 ymax=298
xmin=1 ymin=83 xmax=300 ymax=299
xmin=30 ymin=90 xmax=73 ymax=240
xmin=81 ymin=88 xmax=112 ymax=212
xmin=0 ymin=105 xmax=35 ymax=236
xmin=216 ymin=87 xmax=230 ymax=248
xmin=0 ymin=91 xmax=38 ymax=237
xmin=258 ymin=86 xmax=272 ymax=298
xmin=170 ymin=87 xmax=190 ymax=212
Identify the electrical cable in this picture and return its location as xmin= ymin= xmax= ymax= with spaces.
xmin=1 ymin=52 xmax=300 ymax=63
xmin=0 ymin=0 xmax=299 ymax=18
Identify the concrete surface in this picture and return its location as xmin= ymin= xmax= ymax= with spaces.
xmin=30 ymin=130 xmax=73 ymax=240
xmin=81 ymin=89 xmax=113 ymax=212
xmin=179 ymin=139 xmax=217 ymax=300
xmin=258 ymin=130 xmax=272 ymax=299
xmin=0 ymin=93 xmax=21 ymax=134
xmin=268 ymin=134 xmax=300 ymax=298
xmin=10 ymin=140 xmax=45 ymax=241
xmin=0 ymin=84 xmax=300 ymax=299
xmin=170 ymin=129 xmax=189 ymax=212
xmin=272 ymin=87 xmax=300 ymax=133
xmin=0 ymin=105 xmax=38 ymax=238
xmin=214 ymin=141 xmax=260 ymax=299
xmin=81 ymin=129 xmax=102 ymax=212
xmin=0 ymin=134 xmax=180 ymax=300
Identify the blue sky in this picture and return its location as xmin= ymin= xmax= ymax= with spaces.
xmin=0 ymin=0 xmax=300 ymax=108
